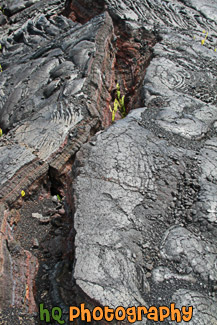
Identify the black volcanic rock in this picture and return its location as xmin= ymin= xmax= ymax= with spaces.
xmin=0 ymin=0 xmax=216 ymax=324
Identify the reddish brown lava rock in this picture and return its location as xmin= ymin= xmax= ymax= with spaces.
xmin=114 ymin=25 xmax=157 ymax=114
xmin=0 ymin=205 xmax=38 ymax=314
xmin=64 ymin=0 xmax=105 ymax=24
xmin=64 ymin=1 xmax=157 ymax=127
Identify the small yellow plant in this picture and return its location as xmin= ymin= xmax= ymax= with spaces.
xmin=0 ymin=6 xmax=5 ymax=14
xmin=193 ymin=30 xmax=216 ymax=52
xmin=0 ymin=64 xmax=2 ymax=72
xmin=109 ymin=99 xmax=119 ymax=122
xmin=57 ymin=194 xmax=62 ymax=201
xmin=0 ymin=128 xmax=2 ymax=137
xmin=201 ymin=31 xmax=208 ymax=45
xmin=116 ymin=83 xmax=126 ymax=117
xmin=21 ymin=190 xmax=25 ymax=197
xmin=109 ymin=83 xmax=126 ymax=122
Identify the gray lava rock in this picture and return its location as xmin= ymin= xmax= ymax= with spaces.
xmin=0 ymin=0 xmax=217 ymax=323
xmin=171 ymin=289 xmax=217 ymax=325
xmin=72 ymin=0 xmax=217 ymax=320
xmin=160 ymin=225 xmax=217 ymax=280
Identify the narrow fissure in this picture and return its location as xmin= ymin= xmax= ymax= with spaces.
xmin=33 ymin=10 xmax=159 ymax=325
xmin=112 ymin=20 xmax=157 ymax=116
xmin=63 ymin=0 xmax=158 ymax=123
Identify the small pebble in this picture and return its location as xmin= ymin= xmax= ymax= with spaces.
xmin=58 ymin=208 xmax=65 ymax=215
xmin=32 ymin=238 xmax=39 ymax=248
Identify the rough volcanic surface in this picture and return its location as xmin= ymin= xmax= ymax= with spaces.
xmin=0 ymin=0 xmax=217 ymax=324
xmin=0 ymin=0 xmax=115 ymax=318
xmin=72 ymin=0 xmax=217 ymax=324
